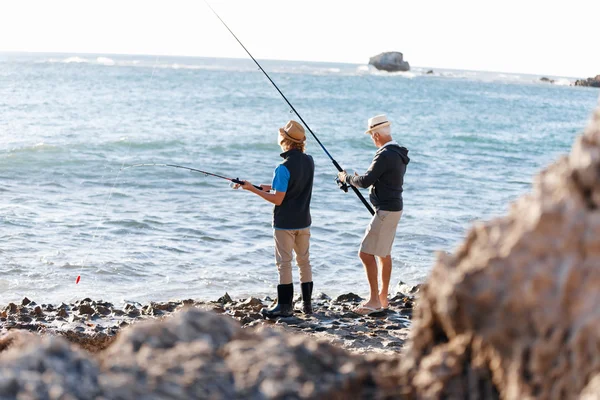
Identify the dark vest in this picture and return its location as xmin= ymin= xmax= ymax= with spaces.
xmin=273 ymin=149 xmax=314 ymax=229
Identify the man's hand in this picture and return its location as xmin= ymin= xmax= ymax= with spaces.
xmin=260 ymin=184 xmax=272 ymax=192
xmin=337 ymin=170 xmax=349 ymax=183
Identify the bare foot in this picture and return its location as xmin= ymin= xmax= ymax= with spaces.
xmin=379 ymin=293 xmax=389 ymax=309
xmin=361 ymin=300 xmax=382 ymax=310
xmin=353 ymin=301 xmax=383 ymax=316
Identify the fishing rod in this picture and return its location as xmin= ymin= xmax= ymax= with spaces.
xmin=122 ymin=163 xmax=263 ymax=190
xmin=204 ymin=1 xmax=375 ymax=216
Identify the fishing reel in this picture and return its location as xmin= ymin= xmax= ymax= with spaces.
xmin=335 ymin=177 xmax=349 ymax=193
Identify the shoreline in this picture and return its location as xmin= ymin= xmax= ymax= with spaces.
xmin=0 ymin=286 xmax=417 ymax=356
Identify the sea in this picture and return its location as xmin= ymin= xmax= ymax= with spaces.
xmin=1 ymin=53 xmax=598 ymax=305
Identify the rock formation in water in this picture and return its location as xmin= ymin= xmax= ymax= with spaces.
xmin=399 ymin=107 xmax=600 ymax=398
xmin=575 ymin=75 xmax=600 ymax=87
xmin=369 ymin=52 xmax=410 ymax=72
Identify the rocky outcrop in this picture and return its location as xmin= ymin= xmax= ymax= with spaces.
xmin=575 ymin=75 xmax=600 ymax=87
xmin=0 ymin=308 xmax=403 ymax=399
xmin=369 ymin=52 xmax=410 ymax=72
xmin=399 ymin=107 xmax=600 ymax=398
xmin=540 ymin=76 xmax=555 ymax=84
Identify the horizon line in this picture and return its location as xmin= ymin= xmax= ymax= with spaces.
xmin=0 ymin=49 xmax=588 ymax=80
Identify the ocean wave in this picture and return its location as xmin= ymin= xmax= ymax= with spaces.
xmin=8 ymin=142 xmax=62 ymax=153
xmin=97 ymin=57 xmax=115 ymax=66
xmin=62 ymin=56 xmax=89 ymax=64
xmin=553 ymin=78 xmax=572 ymax=86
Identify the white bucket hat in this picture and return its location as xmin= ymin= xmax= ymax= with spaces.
xmin=365 ymin=114 xmax=391 ymax=134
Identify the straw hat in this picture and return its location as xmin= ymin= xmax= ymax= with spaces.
xmin=279 ymin=120 xmax=306 ymax=143
xmin=365 ymin=114 xmax=391 ymax=134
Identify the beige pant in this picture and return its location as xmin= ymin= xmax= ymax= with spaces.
xmin=274 ymin=228 xmax=312 ymax=284
xmin=360 ymin=210 xmax=403 ymax=257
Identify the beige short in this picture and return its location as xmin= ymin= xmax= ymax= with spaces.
xmin=360 ymin=210 xmax=403 ymax=257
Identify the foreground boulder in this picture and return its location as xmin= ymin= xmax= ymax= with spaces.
xmin=575 ymin=75 xmax=600 ymax=87
xmin=369 ymin=52 xmax=410 ymax=72
xmin=0 ymin=308 xmax=401 ymax=399
xmin=399 ymin=107 xmax=600 ymax=398
xmin=0 ymin=332 xmax=101 ymax=398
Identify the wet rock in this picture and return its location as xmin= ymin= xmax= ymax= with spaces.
xmin=3 ymin=303 xmax=17 ymax=315
xmin=21 ymin=298 xmax=31 ymax=306
xmin=96 ymin=305 xmax=111 ymax=316
xmin=127 ymin=309 xmax=140 ymax=318
xmin=335 ymin=293 xmax=362 ymax=303
xmin=211 ymin=305 xmax=225 ymax=314
xmin=239 ymin=297 xmax=263 ymax=310
xmin=57 ymin=308 xmax=68 ymax=318
xmin=78 ymin=304 xmax=95 ymax=316
xmin=394 ymin=281 xmax=420 ymax=297
xmin=385 ymin=341 xmax=403 ymax=348
xmin=275 ymin=316 xmax=304 ymax=326
xmin=152 ymin=301 xmax=177 ymax=312
xmin=317 ymin=292 xmax=331 ymax=300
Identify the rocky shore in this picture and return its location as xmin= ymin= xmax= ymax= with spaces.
xmin=574 ymin=74 xmax=600 ymax=87
xmin=0 ymin=284 xmax=416 ymax=356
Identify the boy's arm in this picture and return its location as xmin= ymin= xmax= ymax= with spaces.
xmin=241 ymin=182 xmax=285 ymax=205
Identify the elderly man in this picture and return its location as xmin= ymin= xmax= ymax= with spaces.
xmin=236 ymin=120 xmax=315 ymax=318
xmin=338 ymin=114 xmax=410 ymax=316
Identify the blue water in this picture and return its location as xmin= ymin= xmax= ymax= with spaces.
xmin=0 ymin=53 xmax=598 ymax=304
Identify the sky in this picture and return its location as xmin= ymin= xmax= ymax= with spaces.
xmin=0 ymin=0 xmax=598 ymax=78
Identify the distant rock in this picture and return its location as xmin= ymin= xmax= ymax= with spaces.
xmin=426 ymin=70 xmax=434 ymax=75
xmin=540 ymin=77 xmax=555 ymax=84
xmin=368 ymin=52 xmax=410 ymax=72
xmin=575 ymin=75 xmax=600 ymax=87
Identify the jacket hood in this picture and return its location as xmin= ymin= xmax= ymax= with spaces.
xmin=382 ymin=143 xmax=410 ymax=165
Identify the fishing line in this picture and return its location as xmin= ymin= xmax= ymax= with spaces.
xmin=75 ymin=57 xmax=160 ymax=284
xmin=204 ymin=0 xmax=375 ymax=215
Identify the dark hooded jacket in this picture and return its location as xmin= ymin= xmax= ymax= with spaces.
xmin=346 ymin=143 xmax=409 ymax=211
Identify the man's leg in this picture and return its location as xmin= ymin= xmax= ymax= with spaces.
xmin=359 ymin=251 xmax=382 ymax=310
xmin=377 ymin=255 xmax=392 ymax=308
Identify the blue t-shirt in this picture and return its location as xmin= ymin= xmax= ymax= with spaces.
xmin=272 ymin=164 xmax=290 ymax=192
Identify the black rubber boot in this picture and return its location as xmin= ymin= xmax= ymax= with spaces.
xmin=261 ymin=283 xmax=294 ymax=319
xmin=301 ymin=281 xmax=313 ymax=314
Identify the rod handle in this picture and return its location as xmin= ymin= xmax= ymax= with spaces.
xmin=331 ymin=161 xmax=375 ymax=215
xmin=231 ymin=178 xmax=263 ymax=191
